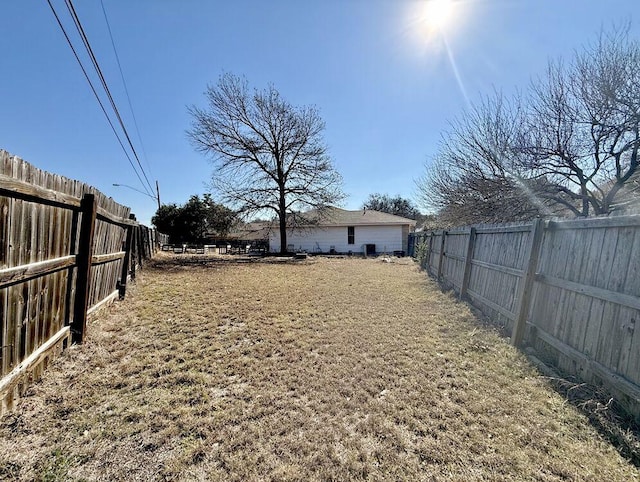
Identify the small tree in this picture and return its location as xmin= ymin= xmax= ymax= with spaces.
xmin=177 ymin=195 xmax=209 ymax=244
xmin=362 ymin=193 xmax=421 ymax=219
xmin=188 ymin=73 xmax=345 ymax=253
xmin=152 ymin=195 xmax=236 ymax=244
xmin=151 ymin=204 xmax=180 ymax=242
xmin=203 ymin=194 xmax=236 ymax=237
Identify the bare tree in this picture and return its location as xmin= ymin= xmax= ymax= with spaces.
xmin=522 ymin=26 xmax=640 ymax=216
xmin=418 ymin=26 xmax=640 ymax=224
xmin=417 ymin=92 xmax=549 ymax=224
xmin=188 ymin=73 xmax=345 ymax=253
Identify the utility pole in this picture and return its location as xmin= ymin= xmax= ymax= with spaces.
xmin=156 ymin=180 xmax=161 ymax=210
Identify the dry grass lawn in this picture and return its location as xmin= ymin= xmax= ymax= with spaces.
xmin=0 ymin=254 xmax=638 ymax=481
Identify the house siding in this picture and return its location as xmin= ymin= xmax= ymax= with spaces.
xmin=270 ymin=225 xmax=405 ymax=254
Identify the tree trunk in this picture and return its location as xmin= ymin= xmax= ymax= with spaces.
xmin=278 ymin=190 xmax=288 ymax=254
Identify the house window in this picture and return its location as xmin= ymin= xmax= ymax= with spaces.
xmin=347 ymin=226 xmax=355 ymax=244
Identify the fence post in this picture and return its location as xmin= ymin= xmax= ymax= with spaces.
xmin=118 ymin=219 xmax=135 ymax=300
xmin=137 ymin=225 xmax=144 ymax=267
xmin=143 ymin=226 xmax=148 ymax=259
xmin=130 ymin=222 xmax=137 ymax=281
xmin=63 ymin=209 xmax=80 ymax=332
xmin=460 ymin=227 xmax=476 ymax=300
xmin=71 ymin=193 xmax=97 ymax=344
xmin=426 ymin=233 xmax=434 ymax=272
xmin=146 ymin=227 xmax=152 ymax=258
xmin=437 ymin=230 xmax=447 ymax=280
xmin=511 ymin=219 xmax=544 ymax=347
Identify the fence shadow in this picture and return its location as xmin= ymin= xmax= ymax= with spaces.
xmin=419 ymin=258 xmax=640 ymax=467
xmin=410 ymin=216 xmax=640 ymax=424
xmin=541 ymin=374 xmax=640 ymax=467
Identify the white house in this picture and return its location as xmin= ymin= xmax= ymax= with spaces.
xmin=269 ymin=207 xmax=416 ymax=255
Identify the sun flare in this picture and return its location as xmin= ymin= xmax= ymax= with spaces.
xmin=423 ymin=0 xmax=455 ymax=31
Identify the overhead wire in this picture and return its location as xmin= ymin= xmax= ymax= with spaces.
xmin=99 ymin=0 xmax=154 ymax=181
xmin=45 ymin=0 xmax=151 ymax=196
xmin=63 ymin=0 xmax=156 ymax=197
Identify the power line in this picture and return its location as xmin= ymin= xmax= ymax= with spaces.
xmin=100 ymin=0 xmax=154 ymax=181
xmin=45 ymin=0 xmax=152 ymax=197
xmin=63 ymin=0 xmax=155 ymax=196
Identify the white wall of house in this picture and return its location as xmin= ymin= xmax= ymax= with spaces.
xmin=269 ymin=225 xmax=406 ymax=253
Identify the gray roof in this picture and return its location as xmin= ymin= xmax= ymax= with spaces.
xmin=226 ymin=221 xmax=273 ymax=240
xmin=303 ymin=207 xmax=416 ymax=227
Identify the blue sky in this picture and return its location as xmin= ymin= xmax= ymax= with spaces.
xmin=1 ymin=1 xmax=637 ymax=225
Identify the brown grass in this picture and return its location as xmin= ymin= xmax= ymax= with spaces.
xmin=0 ymin=254 xmax=638 ymax=481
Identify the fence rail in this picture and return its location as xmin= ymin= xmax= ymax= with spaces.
xmin=0 ymin=150 xmax=163 ymax=414
xmin=410 ymin=215 xmax=640 ymax=421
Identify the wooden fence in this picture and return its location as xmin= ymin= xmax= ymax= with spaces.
xmin=409 ymin=215 xmax=640 ymax=421
xmin=0 ymin=151 xmax=163 ymax=414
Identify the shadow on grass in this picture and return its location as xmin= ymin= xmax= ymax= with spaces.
xmin=463 ymin=307 xmax=640 ymax=467
xmin=146 ymin=254 xmax=309 ymax=271
xmin=463 ymin=302 xmax=640 ymax=467
xmin=421 ymin=266 xmax=640 ymax=468
xmin=540 ymin=374 xmax=640 ymax=467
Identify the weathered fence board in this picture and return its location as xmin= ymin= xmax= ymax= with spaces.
xmin=464 ymin=225 xmax=532 ymax=330
xmin=441 ymin=230 xmax=467 ymax=290
xmin=0 ymin=256 xmax=76 ymax=288
xmin=0 ymin=150 xmax=163 ymax=415
xmin=410 ymin=214 xmax=640 ymax=420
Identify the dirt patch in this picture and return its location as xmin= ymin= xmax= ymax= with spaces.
xmin=0 ymin=256 xmax=638 ymax=481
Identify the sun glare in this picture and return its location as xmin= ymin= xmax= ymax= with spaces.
xmin=405 ymin=0 xmax=471 ymax=106
xmin=423 ymin=0 xmax=455 ymax=32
